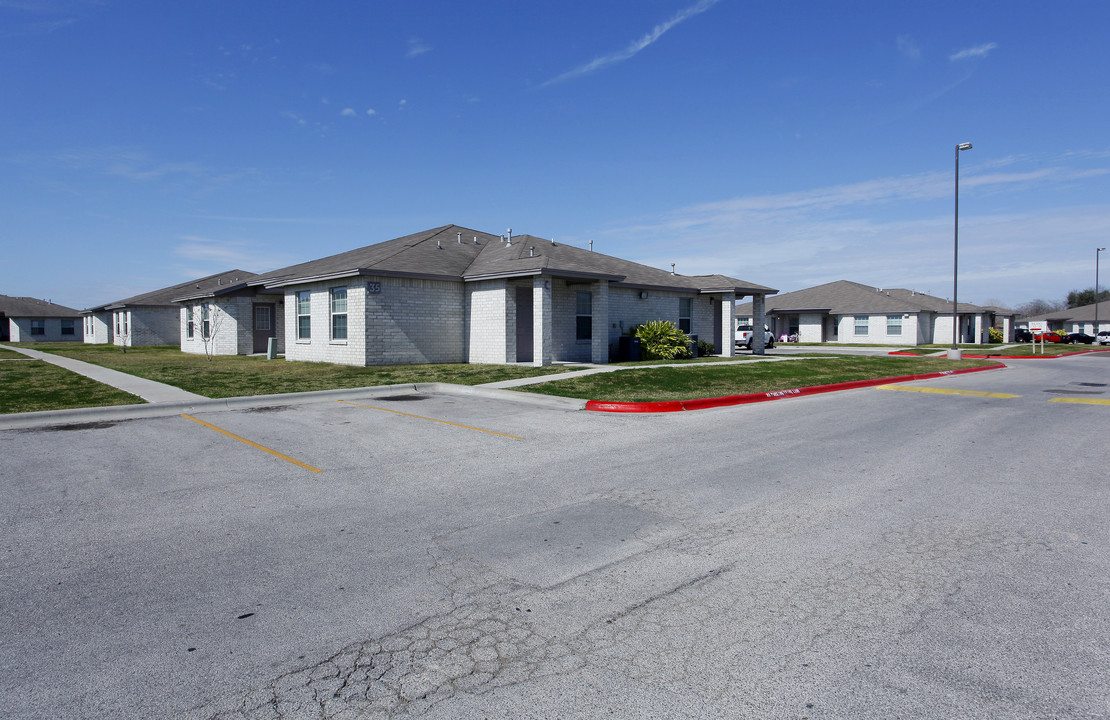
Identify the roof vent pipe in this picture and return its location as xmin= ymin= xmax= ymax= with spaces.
xmin=474 ymin=236 xmax=479 ymax=245
xmin=507 ymin=228 xmax=512 ymax=241
xmin=530 ymin=246 xmax=535 ymax=257
xmin=589 ymin=238 xmax=593 ymax=252
xmin=218 ymin=278 xmax=222 ymax=285
xmin=550 ymin=237 xmax=555 ymax=245
xmin=457 ymin=231 xmax=462 ymax=244
xmin=437 ymin=239 xmax=442 ymax=249
xmin=671 ymin=263 xmax=676 ymax=275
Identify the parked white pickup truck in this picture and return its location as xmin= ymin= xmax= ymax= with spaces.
xmin=736 ymin=323 xmax=774 ymax=350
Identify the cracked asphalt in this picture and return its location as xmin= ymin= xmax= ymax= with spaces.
xmin=3 ymin=354 xmax=1109 ymax=719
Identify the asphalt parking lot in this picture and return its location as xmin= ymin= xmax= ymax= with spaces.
xmin=2 ymin=354 xmax=1108 ymax=719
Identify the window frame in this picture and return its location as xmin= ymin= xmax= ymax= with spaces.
xmin=575 ymin=291 xmax=592 ymax=342
xmin=185 ymin=306 xmax=194 ymax=339
xmin=678 ymin=297 xmax=693 ymax=334
xmin=853 ymin=315 xmax=869 ymax=336
xmin=201 ymin=304 xmax=211 ymax=340
xmin=886 ymin=314 xmax=903 ymax=335
xmin=296 ymin=291 xmax=312 ymax=341
xmin=60 ymin=318 xmax=74 ymax=336
xmin=30 ymin=319 xmax=45 ymax=336
xmin=330 ymin=287 xmax=348 ymax=341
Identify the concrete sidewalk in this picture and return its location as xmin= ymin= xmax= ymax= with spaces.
xmin=2 ymin=344 xmax=206 ymax=403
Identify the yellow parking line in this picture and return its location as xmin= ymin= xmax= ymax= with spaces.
xmin=337 ymin=400 xmax=524 ymax=439
xmin=1049 ymin=397 xmax=1110 ymax=406
xmin=876 ymin=385 xmax=1019 ymax=399
xmin=180 ymin=414 xmax=323 ymax=473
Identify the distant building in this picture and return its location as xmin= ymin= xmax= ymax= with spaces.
xmin=0 ymin=295 xmax=83 ymax=342
xmin=83 ymin=270 xmax=257 ymax=347
xmin=735 ymin=280 xmax=1012 ymax=345
xmin=1014 ymin=301 xmax=1110 ymax=335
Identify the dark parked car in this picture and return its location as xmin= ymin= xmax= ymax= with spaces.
xmin=1014 ymin=328 xmax=1033 ymax=342
xmin=1065 ymin=332 xmax=1095 ymax=344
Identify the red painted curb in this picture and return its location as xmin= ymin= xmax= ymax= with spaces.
xmin=585 ymin=364 xmax=1003 ymax=413
xmin=888 ymin=348 xmax=1110 ymax=359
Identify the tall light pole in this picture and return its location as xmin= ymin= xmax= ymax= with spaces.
xmin=949 ymin=142 xmax=973 ymax=359
xmin=1097 ymin=247 xmax=1106 ymax=334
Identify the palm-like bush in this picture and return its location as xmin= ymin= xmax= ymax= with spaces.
xmin=635 ymin=320 xmax=692 ymax=360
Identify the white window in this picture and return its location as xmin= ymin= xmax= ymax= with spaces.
xmin=678 ymin=298 xmax=692 ymax=334
xmin=854 ymin=316 xmax=868 ymax=336
xmin=576 ymin=292 xmax=592 ymax=341
xmin=297 ymin=291 xmax=311 ymax=340
xmin=185 ymin=306 xmax=194 ymax=339
xmin=886 ymin=314 xmax=902 ymax=335
xmin=201 ymin=305 xmax=210 ymax=339
xmin=330 ymin=287 xmax=347 ymax=340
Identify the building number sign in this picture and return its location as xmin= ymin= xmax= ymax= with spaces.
xmin=367 ymin=281 xmax=382 ymax=294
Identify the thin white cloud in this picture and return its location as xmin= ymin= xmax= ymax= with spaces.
xmin=950 ymin=42 xmax=998 ymax=61
xmin=896 ymin=34 xmax=921 ymax=61
xmin=541 ymin=0 xmax=722 ymax=87
xmin=406 ymin=37 xmax=431 ymax=58
xmin=341 ymin=108 xmax=356 ymax=117
xmin=366 ymin=108 xmax=377 ymax=116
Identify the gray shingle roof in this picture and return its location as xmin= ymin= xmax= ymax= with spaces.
xmin=86 ymin=270 xmax=258 ymax=311
xmin=0 ymin=295 xmax=82 ymax=318
xmin=736 ymin=280 xmax=985 ymax=315
xmin=249 ymin=224 xmax=776 ymax=295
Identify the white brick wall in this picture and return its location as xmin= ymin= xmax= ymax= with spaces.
xmin=466 ymin=280 xmax=512 ymax=364
xmin=83 ymin=313 xmax=112 ymax=344
xmin=113 ymin=307 xmax=179 ymax=347
xmin=284 ymin=277 xmax=466 ymax=366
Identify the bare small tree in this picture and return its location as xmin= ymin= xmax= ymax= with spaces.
xmin=197 ymin=303 xmax=226 ymax=362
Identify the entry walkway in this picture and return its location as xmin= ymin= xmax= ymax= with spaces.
xmin=2 ymin=344 xmax=206 ymax=403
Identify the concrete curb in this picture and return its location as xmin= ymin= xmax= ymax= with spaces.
xmin=0 ymin=382 xmax=587 ymax=430
xmin=584 ymin=364 xmax=1005 ymax=413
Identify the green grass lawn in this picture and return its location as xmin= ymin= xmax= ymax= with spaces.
xmin=0 ymin=359 xmax=143 ymax=414
xmin=518 ymin=356 xmax=999 ymax=403
xmin=0 ymin=347 xmax=27 ymax=359
xmin=24 ymin=343 xmax=582 ymax=398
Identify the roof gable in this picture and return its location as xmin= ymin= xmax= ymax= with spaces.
xmin=0 ymin=294 xmax=82 ymax=318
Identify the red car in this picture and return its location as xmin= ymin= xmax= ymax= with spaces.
xmin=1033 ymin=331 xmax=1066 ymax=343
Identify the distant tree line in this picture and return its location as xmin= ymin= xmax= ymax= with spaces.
xmin=1011 ymin=287 xmax=1110 ymax=318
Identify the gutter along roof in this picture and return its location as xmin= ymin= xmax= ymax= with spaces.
xmin=737 ymin=280 xmax=988 ymax=315
xmin=248 ymin=224 xmax=777 ymax=296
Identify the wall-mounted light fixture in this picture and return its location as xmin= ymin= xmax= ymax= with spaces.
xmin=640 ymin=291 xmax=648 ymax=299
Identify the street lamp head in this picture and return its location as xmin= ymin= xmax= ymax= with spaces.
xmin=957 ymin=142 xmax=973 ymax=151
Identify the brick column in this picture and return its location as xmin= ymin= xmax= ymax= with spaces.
xmin=591 ymin=280 xmax=609 ymax=363
xmin=720 ymin=293 xmax=735 ymax=357
xmin=752 ymin=294 xmax=766 ymax=355
xmin=533 ymin=276 xmax=552 ymax=367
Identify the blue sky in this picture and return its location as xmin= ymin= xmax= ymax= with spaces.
xmin=4 ymin=0 xmax=1109 ymax=310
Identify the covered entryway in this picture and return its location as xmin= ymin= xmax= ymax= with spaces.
xmin=252 ymin=304 xmax=276 ymax=353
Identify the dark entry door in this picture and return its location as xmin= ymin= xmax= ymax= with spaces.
xmin=515 ymin=287 xmax=533 ymax=363
xmin=713 ymin=302 xmax=722 ymax=353
xmin=253 ymin=304 xmax=275 ymax=353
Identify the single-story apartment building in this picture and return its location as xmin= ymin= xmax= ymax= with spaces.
xmin=0 ymin=295 xmax=83 ymax=342
xmin=242 ymin=224 xmax=777 ymax=366
xmin=735 ymin=280 xmax=1010 ymax=345
xmin=171 ymin=274 xmax=283 ymax=356
xmin=84 ymin=270 xmax=256 ymax=347
xmin=1015 ymin=300 xmax=1110 ymax=335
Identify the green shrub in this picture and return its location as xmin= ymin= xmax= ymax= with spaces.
xmin=635 ymin=320 xmax=692 ymax=360
xmin=697 ymin=340 xmax=716 ymax=357
xmin=988 ymin=327 xmax=1003 ymax=343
